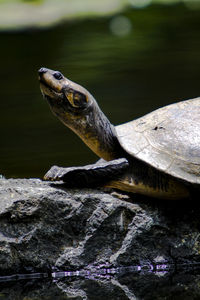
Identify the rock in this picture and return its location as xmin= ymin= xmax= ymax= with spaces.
xmin=0 ymin=178 xmax=200 ymax=276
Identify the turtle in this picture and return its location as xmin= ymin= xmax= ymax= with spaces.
xmin=38 ymin=67 xmax=200 ymax=200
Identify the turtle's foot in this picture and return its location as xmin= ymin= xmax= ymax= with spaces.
xmin=43 ymin=158 xmax=129 ymax=188
xmin=44 ymin=166 xmax=69 ymax=181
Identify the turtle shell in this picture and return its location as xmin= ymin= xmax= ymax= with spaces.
xmin=116 ymin=97 xmax=200 ymax=184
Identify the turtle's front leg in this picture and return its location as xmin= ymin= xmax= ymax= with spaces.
xmin=44 ymin=158 xmax=129 ymax=188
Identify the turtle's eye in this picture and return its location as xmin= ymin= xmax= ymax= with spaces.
xmin=53 ymin=71 xmax=63 ymax=80
xmin=66 ymin=90 xmax=88 ymax=108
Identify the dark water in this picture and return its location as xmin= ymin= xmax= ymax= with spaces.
xmin=1 ymin=3 xmax=200 ymax=179
xmin=1 ymin=264 xmax=200 ymax=299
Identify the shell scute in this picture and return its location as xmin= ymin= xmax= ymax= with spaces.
xmin=116 ymin=97 xmax=200 ymax=184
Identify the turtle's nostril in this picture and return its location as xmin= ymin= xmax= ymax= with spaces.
xmin=38 ymin=67 xmax=48 ymax=75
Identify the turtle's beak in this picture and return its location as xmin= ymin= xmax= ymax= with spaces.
xmin=38 ymin=67 xmax=49 ymax=87
xmin=38 ymin=67 xmax=48 ymax=79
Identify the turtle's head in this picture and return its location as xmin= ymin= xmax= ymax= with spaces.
xmin=39 ymin=67 xmax=95 ymax=138
xmin=38 ymin=67 xmax=122 ymax=161
xmin=38 ymin=67 xmax=92 ymax=118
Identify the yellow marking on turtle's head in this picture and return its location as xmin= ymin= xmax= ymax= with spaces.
xmin=65 ymin=89 xmax=89 ymax=108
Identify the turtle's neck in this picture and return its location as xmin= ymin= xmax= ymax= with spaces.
xmin=67 ymin=99 xmax=125 ymax=161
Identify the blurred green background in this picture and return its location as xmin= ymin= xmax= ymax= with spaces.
xmin=1 ymin=0 xmax=200 ymax=178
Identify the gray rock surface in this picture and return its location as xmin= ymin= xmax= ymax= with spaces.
xmin=0 ymin=178 xmax=200 ymax=275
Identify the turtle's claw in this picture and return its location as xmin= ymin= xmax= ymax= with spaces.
xmin=44 ymin=165 xmax=66 ymax=181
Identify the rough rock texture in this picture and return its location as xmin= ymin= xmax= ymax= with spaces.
xmin=0 ymin=178 xmax=200 ymax=276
